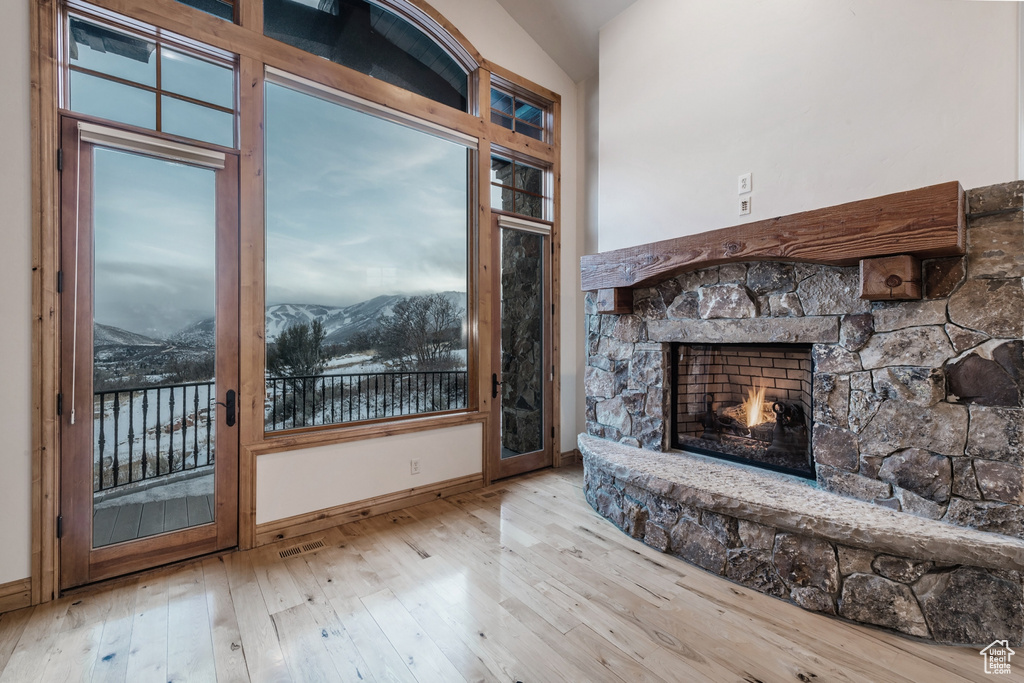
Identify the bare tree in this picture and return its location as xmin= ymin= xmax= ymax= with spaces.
xmin=374 ymin=294 xmax=465 ymax=370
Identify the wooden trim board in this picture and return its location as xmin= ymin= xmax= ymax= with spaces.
xmin=580 ymin=181 xmax=966 ymax=291
xmin=0 ymin=579 xmax=31 ymax=615
xmin=254 ymin=474 xmax=484 ymax=546
xmin=30 ymin=0 xmax=61 ymax=607
xmin=559 ymin=449 xmax=580 ymax=467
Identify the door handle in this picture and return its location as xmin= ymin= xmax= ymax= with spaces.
xmin=216 ymin=389 xmax=236 ymax=427
xmin=491 ymin=373 xmax=503 ymax=399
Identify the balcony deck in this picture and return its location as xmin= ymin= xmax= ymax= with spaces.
xmin=93 ymin=493 xmax=215 ymax=546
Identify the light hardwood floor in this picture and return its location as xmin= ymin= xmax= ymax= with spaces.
xmin=0 ymin=465 xmax=991 ymax=682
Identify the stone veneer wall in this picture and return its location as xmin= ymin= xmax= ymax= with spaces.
xmin=585 ymin=181 xmax=1024 ymax=538
xmin=501 ymin=228 xmax=545 ymax=453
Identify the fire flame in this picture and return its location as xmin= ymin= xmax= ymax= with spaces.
xmin=743 ymin=384 xmax=769 ymax=428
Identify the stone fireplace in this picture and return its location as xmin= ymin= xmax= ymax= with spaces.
xmin=580 ymin=181 xmax=1024 ymax=646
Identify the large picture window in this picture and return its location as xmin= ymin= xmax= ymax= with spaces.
xmin=264 ymin=78 xmax=472 ymax=432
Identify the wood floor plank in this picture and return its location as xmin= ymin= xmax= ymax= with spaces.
xmin=108 ymin=503 xmax=143 ymax=545
xmin=166 ymin=562 xmax=216 ymax=683
xmin=399 ymin=585 xmax=513 ymax=683
xmin=221 ymin=551 xmax=292 ymax=683
xmin=123 ymin=569 xmax=171 ymax=683
xmin=270 ymin=603 xmax=343 ymax=683
xmin=404 ymin=503 xmax=585 ymax=636
xmin=61 ymin=585 xmax=118 ymax=634
xmin=385 ymin=556 xmax=535 ymax=682
xmin=359 ymin=587 xmax=467 ymax=683
xmin=636 ymin=645 xmax=720 ymax=683
xmin=201 ymin=556 xmax=249 ymax=683
xmin=90 ymin=578 xmax=140 ymax=683
xmin=302 ymin=529 xmax=387 ymax=602
xmin=280 ymin=554 xmax=377 ymax=682
xmin=366 ymin=520 xmax=598 ymax=683
xmin=0 ymin=608 xmax=31 ymax=673
xmin=249 ymin=545 xmax=305 ymax=616
xmin=137 ymin=501 xmax=165 ymax=539
xmin=0 ymin=596 xmax=72 ymax=683
xmin=327 ymin=595 xmax=418 ymax=683
xmin=38 ymin=621 xmax=103 ymax=683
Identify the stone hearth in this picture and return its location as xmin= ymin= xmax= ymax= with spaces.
xmin=581 ymin=434 xmax=1024 ymax=645
xmin=581 ymin=180 xmax=1024 ymax=646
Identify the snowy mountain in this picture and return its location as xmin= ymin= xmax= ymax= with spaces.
xmin=94 ymin=323 xmax=164 ymax=347
xmin=266 ymin=291 xmax=466 ymax=346
xmin=98 ymin=291 xmax=467 ymax=354
xmin=169 ymin=318 xmax=216 ymax=349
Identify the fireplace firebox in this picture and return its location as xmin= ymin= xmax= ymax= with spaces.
xmin=672 ymin=343 xmax=814 ymax=478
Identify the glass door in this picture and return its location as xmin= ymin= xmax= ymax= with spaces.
xmin=59 ymin=118 xmax=239 ymax=589
xmin=488 ymin=212 xmax=553 ymax=480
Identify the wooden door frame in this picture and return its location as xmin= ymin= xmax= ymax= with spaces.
xmin=487 ymin=210 xmax=555 ymax=481
xmin=57 ymin=115 xmax=240 ymax=590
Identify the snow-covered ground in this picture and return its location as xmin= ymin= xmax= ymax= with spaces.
xmin=265 ymin=352 xmax=469 ymax=431
xmin=93 ymin=470 xmax=214 ymax=509
xmin=92 ymin=383 xmax=216 ymax=491
xmin=90 ymin=351 xmax=471 ymax=473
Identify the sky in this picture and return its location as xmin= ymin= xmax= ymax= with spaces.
xmin=77 ymin=17 xmax=470 ymax=340
xmin=264 ymin=82 xmax=469 ymax=309
xmin=88 ymin=82 xmax=469 ymax=340
xmin=93 ymin=149 xmax=217 ymax=340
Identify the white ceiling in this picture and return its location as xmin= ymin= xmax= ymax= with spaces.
xmin=493 ymin=0 xmax=640 ymax=82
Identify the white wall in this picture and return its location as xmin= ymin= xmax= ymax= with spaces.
xmin=257 ymin=423 xmax=482 ymax=523
xmin=598 ymin=0 xmax=1020 ymax=252
xmin=0 ymin=1 xmax=33 ymax=585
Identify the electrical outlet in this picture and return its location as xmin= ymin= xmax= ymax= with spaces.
xmin=410 ymin=459 xmax=421 ymax=475
xmin=739 ymin=197 xmax=751 ymax=215
xmin=738 ymin=172 xmax=752 ymax=195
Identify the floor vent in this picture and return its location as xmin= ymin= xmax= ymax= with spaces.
xmin=279 ymin=539 xmax=326 ymax=559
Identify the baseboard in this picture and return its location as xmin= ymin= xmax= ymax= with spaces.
xmin=255 ymin=473 xmax=484 ymax=547
xmin=0 ymin=578 xmax=31 ymax=614
xmin=559 ymin=449 xmax=580 ymax=466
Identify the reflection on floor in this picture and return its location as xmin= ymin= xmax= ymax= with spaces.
xmin=92 ymin=472 xmax=216 ymax=547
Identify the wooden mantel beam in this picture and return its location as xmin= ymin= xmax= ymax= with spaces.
xmin=580 ymin=182 xmax=965 ymax=292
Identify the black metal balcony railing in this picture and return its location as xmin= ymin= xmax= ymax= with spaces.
xmin=265 ymin=370 xmax=469 ymax=431
xmin=92 ymin=370 xmax=469 ymax=493
xmin=93 ymin=381 xmax=216 ymax=493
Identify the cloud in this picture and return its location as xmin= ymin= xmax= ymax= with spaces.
xmin=264 ymin=83 xmax=469 ymax=307
xmin=85 ymin=81 xmax=471 ymax=338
